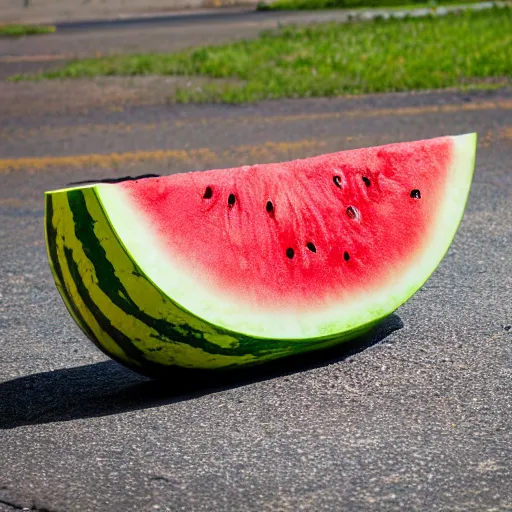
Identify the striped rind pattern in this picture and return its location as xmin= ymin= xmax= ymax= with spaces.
xmin=45 ymin=188 xmax=375 ymax=375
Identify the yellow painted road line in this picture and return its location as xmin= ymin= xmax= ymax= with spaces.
xmin=0 ymin=147 xmax=216 ymax=173
xmin=1 ymin=125 xmax=508 ymax=174
xmin=1 ymin=99 xmax=511 ymax=141
xmin=173 ymin=100 xmax=512 ymax=127
xmin=0 ymin=138 xmax=342 ymax=173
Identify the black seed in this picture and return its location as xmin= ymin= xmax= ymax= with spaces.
xmin=333 ymin=175 xmax=342 ymax=188
xmin=228 ymin=193 xmax=236 ymax=207
xmin=266 ymin=201 xmax=274 ymax=214
xmin=306 ymin=242 xmax=316 ymax=253
xmin=286 ymin=248 xmax=295 ymax=259
xmin=362 ymin=176 xmax=371 ymax=187
xmin=344 ymin=251 xmax=350 ymax=261
xmin=346 ymin=206 xmax=358 ymax=219
xmin=410 ymin=189 xmax=421 ymax=199
xmin=203 ymin=186 xmax=213 ymax=199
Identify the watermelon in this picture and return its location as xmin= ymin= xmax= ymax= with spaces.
xmin=45 ymin=133 xmax=476 ymax=376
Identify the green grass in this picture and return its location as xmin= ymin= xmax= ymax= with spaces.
xmin=0 ymin=24 xmax=55 ymax=38
xmin=17 ymin=7 xmax=512 ymax=103
xmin=258 ymin=0 xmax=492 ymax=11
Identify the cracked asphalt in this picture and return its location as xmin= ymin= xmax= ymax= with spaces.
xmin=1 ymin=15 xmax=512 ymax=512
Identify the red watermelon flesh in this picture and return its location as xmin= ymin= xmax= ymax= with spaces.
xmin=45 ymin=134 xmax=476 ymax=371
xmin=119 ymin=136 xmax=453 ymax=312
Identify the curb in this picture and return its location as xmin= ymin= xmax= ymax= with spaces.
xmin=0 ymin=1 xmax=258 ymax=26
xmin=1 ymin=0 xmax=508 ymax=30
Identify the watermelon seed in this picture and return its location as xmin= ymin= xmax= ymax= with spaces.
xmin=306 ymin=242 xmax=316 ymax=253
xmin=228 ymin=193 xmax=236 ymax=207
xmin=333 ymin=175 xmax=342 ymax=188
xmin=286 ymin=248 xmax=295 ymax=259
xmin=203 ymin=187 xmax=213 ymax=199
xmin=410 ymin=189 xmax=421 ymax=199
xmin=344 ymin=251 xmax=350 ymax=261
xmin=346 ymin=206 xmax=359 ymax=220
xmin=362 ymin=176 xmax=371 ymax=187
xmin=266 ymin=201 xmax=274 ymax=214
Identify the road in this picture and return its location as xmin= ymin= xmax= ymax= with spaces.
xmin=1 ymin=13 xmax=512 ymax=512
xmin=1 ymin=85 xmax=511 ymax=511
xmin=0 ymin=2 xmax=500 ymax=79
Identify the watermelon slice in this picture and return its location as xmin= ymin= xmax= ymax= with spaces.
xmin=45 ymin=133 xmax=476 ymax=376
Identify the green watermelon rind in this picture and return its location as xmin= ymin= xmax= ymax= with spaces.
xmin=45 ymin=188 xmax=381 ymax=374
xmin=45 ymin=133 xmax=476 ymax=373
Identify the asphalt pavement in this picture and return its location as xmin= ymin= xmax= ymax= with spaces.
xmin=1 ymin=85 xmax=511 ymax=511
xmin=1 ymin=14 xmax=512 ymax=510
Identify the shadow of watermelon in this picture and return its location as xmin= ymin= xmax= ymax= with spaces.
xmin=0 ymin=313 xmax=402 ymax=429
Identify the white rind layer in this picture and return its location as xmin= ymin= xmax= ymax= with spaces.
xmin=96 ymin=133 xmax=476 ymax=339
